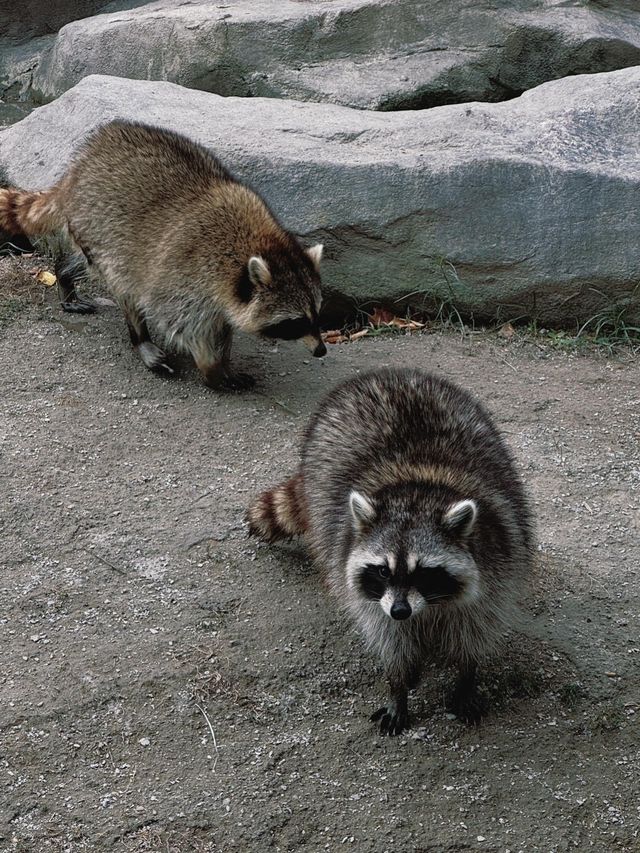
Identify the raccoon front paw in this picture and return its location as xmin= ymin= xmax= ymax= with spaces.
xmin=447 ymin=683 xmax=489 ymax=726
xmin=371 ymin=702 xmax=409 ymax=736
xmin=137 ymin=342 xmax=175 ymax=377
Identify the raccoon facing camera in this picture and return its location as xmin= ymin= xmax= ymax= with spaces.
xmin=248 ymin=367 xmax=534 ymax=735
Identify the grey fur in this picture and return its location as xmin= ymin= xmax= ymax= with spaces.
xmin=250 ymin=368 xmax=534 ymax=734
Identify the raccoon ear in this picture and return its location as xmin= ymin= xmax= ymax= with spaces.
xmin=248 ymin=255 xmax=272 ymax=288
xmin=443 ymin=499 xmax=477 ymax=538
xmin=349 ymin=490 xmax=376 ymax=529
xmin=306 ymin=243 xmax=323 ymax=272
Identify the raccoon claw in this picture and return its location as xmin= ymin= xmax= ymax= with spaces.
xmin=447 ymin=684 xmax=489 ymax=726
xmin=201 ymin=367 xmax=255 ymax=391
xmin=61 ymin=296 xmax=97 ymax=314
xmin=138 ymin=342 xmax=175 ymax=377
xmin=371 ymin=703 xmax=409 ymax=736
xmin=222 ymin=371 xmax=255 ymax=391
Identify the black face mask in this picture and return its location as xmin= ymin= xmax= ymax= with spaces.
xmin=261 ymin=317 xmax=313 ymax=340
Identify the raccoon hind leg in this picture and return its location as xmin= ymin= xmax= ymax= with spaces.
xmin=56 ymin=251 xmax=97 ymax=314
xmin=122 ymin=299 xmax=174 ymax=377
xmin=447 ymin=661 xmax=488 ymax=725
xmin=370 ymin=695 xmax=410 ymax=737
xmin=247 ymin=471 xmax=307 ymax=543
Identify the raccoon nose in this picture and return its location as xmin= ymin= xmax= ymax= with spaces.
xmin=313 ymin=341 xmax=327 ymax=358
xmin=390 ymin=599 xmax=412 ymax=620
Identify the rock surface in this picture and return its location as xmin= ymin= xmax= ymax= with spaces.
xmin=1 ymin=70 xmax=639 ymax=324
xmin=0 ymin=0 xmax=144 ymax=118
xmin=0 ymin=1 xmax=112 ymax=43
xmin=24 ymin=0 xmax=640 ymax=110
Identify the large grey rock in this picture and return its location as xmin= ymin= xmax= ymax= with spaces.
xmin=0 ymin=0 xmax=148 ymax=121
xmin=1 ymin=71 xmax=638 ymax=324
xmin=26 ymin=0 xmax=640 ymax=111
xmin=0 ymin=1 xmax=110 ymax=43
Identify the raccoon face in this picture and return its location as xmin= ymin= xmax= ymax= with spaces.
xmin=235 ymin=244 xmax=325 ymax=357
xmin=346 ymin=490 xmax=480 ymax=620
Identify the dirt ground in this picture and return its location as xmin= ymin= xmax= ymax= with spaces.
xmin=1 ymin=257 xmax=638 ymax=853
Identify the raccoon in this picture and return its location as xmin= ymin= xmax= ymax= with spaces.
xmin=0 ymin=120 xmax=325 ymax=389
xmin=248 ymin=368 xmax=534 ymax=735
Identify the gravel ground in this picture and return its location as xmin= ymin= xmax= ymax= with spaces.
xmin=1 ymin=262 xmax=638 ymax=852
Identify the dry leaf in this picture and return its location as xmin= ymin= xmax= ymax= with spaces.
xmin=499 ymin=322 xmax=515 ymax=339
xmin=36 ymin=270 xmax=57 ymax=287
xmin=348 ymin=329 xmax=369 ymax=341
xmin=322 ymin=330 xmax=345 ymax=345
xmin=389 ymin=317 xmax=425 ymax=331
xmin=368 ymin=307 xmax=396 ymax=326
xmin=368 ymin=307 xmax=425 ymax=331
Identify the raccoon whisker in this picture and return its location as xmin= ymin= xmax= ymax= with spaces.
xmin=421 ymin=593 xmax=455 ymax=603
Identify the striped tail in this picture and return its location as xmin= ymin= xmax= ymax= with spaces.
xmin=247 ymin=471 xmax=308 ymax=543
xmin=0 ymin=186 xmax=62 ymax=236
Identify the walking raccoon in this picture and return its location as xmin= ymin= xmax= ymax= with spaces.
xmin=248 ymin=368 xmax=533 ymax=735
xmin=0 ymin=120 xmax=325 ymax=389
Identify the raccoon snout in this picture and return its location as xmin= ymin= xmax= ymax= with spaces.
xmin=390 ymin=599 xmax=412 ymax=620
xmin=302 ymin=333 xmax=326 ymax=357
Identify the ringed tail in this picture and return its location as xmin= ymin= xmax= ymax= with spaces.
xmin=0 ymin=186 xmax=62 ymax=236
xmin=247 ymin=471 xmax=308 ymax=542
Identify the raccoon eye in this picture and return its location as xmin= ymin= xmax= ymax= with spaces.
xmin=378 ymin=565 xmax=391 ymax=580
xmin=261 ymin=317 xmax=311 ymax=340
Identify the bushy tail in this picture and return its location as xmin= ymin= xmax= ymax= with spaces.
xmin=0 ymin=186 xmax=62 ymax=236
xmin=247 ymin=471 xmax=308 ymax=542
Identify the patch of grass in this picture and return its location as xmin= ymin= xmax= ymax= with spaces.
xmin=330 ymin=264 xmax=639 ymax=356
xmin=418 ymin=257 xmax=471 ymax=338
xmin=432 ymin=292 xmax=469 ymax=337
xmin=557 ymin=681 xmax=587 ymax=710
xmin=518 ymin=286 xmax=640 ymax=354
xmin=523 ymin=322 xmax=587 ymax=352
xmin=577 ymin=288 xmax=640 ymax=351
xmin=487 ymin=663 xmax=546 ymax=707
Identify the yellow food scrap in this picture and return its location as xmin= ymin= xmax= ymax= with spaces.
xmin=36 ymin=270 xmax=57 ymax=287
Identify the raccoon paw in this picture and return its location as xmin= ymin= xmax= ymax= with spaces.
xmin=61 ymin=296 xmax=97 ymax=314
xmin=371 ymin=702 xmax=409 ymax=736
xmin=447 ymin=683 xmax=489 ymax=726
xmin=201 ymin=367 xmax=255 ymax=391
xmin=222 ymin=371 xmax=255 ymax=391
xmin=137 ymin=342 xmax=175 ymax=377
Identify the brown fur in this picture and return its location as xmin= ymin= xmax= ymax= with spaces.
xmin=0 ymin=121 xmax=324 ymax=387
xmin=247 ymin=471 xmax=308 ymax=542
xmin=0 ymin=188 xmax=62 ymax=236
